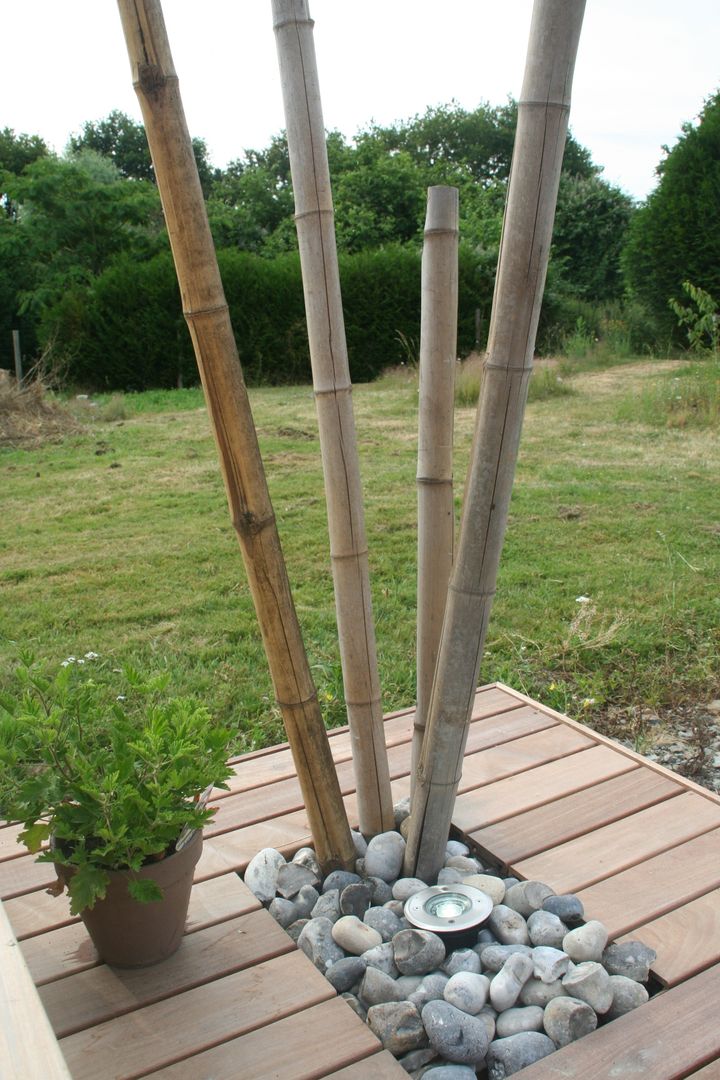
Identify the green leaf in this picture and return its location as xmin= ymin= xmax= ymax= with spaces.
xmin=18 ymin=820 xmax=52 ymax=853
xmin=67 ymin=865 xmax=109 ymax=915
xmin=128 ymin=878 xmax=163 ymax=904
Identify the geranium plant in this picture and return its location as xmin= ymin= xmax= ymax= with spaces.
xmin=0 ymin=654 xmax=233 ymax=914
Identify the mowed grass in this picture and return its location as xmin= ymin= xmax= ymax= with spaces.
xmin=1 ymin=358 xmax=718 ymax=752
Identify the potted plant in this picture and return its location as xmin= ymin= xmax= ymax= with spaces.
xmin=0 ymin=654 xmax=233 ymax=967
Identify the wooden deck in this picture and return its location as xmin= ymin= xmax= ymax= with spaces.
xmin=2 ymin=682 xmax=720 ymax=1078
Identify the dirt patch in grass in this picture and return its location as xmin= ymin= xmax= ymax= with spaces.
xmin=0 ymin=375 xmax=83 ymax=448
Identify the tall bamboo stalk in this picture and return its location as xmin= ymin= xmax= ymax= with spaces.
xmin=272 ymin=0 xmax=394 ymax=836
xmin=413 ymin=186 xmax=459 ymax=793
xmin=405 ymin=0 xmax=587 ymax=882
xmin=116 ymin=0 xmax=355 ymax=873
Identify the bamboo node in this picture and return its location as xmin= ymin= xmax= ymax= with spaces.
xmin=484 ymin=362 xmax=533 ymax=373
xmin=416 ymin=476 xmax=453 ymax=486
xmin=423 ymin=227 xmax=459 ymax=238
xmin=518 ymin=98 xmax=571 ymax=112
xmin=273 ymin=16 xmax=315 ymax=33
xmin=448 ymin=583 xmax=497 ymax=600
xmin=184 ymin=304 xmax=230 ymax=321
xmin=294 ymin=208 xmax=334 ymax=222
xmin=314 ymin=385 xmax=353 ymax=397
xmin=330 ymin=548 xmax=369 ymax=562
xmin=275 ymin=692 xmax=320 ymax=711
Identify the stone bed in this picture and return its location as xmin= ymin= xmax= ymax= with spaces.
xmin=243 ymin=805 xmax=656 ymax=1079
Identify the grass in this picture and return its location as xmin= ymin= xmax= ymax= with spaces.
xmin=617 ymin=355 xmax=720 ymax=429
xmin=1 ymin=359 xmax=718 ymax=754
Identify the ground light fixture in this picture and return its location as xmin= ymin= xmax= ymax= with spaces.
xmin=404 ymin=883 xmax=494 ymax=949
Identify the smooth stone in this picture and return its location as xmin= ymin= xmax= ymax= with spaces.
xmin=359 ymin=965 xmax=406 ymax=1006
xmin=396 ymin=1047 xmax=439 ymax=1073
xmin=394 ymin=929 xmax=446 ymax=975
xmin=364 ymin=905 xmax=404 ymax=942
xmin=527 ymin=910 xmax=568 ymax=949
xmin=396 ymin=973 xmax=424 ymax=996
xmin=367 ymin=876 xmax=394 ymax=905
xmin=383 ymin=899 xmax=406 ymax=918
xmin=311 ymin=890 xmax=341 ymax=923
xmin=323 ymin=870 xmax=362 ymax=893
xmin=489 ymin=954 xmax=534 ymax=1011
xmin=543 ymin=995 xmax=598 ymax=1046
xmin=504 ymin=881 xmax=555 ymax=918
xmin=476 ymin=929 xmax=497 ymax=946
xmin=326 ymin=955 xmax=368 ymax=993
xmin=422 ymin=1000 xmax=491 ymax=1065
xmin=350 ymin=830 xmax=368 ymax=857
xmin=332 ymin=915 xmax=382 ymax=955
xmin=293 ymin=884 xmax=320 ymax=920
xmin=602 ymin=941 xmax=657 ymax=982
xmin=480 ymin=944 xmax=533 ymax=973
xmin=607 ymin=974 xmax=650 ymax=1018
xmin=542 ymin=893 xmax=585 ymax=925
xmin=532 ymin=946 xmax=571 ymax=984
xmin=285 ymin=918 xmax=309 ymax=943
xmin=340 ymin=882 xmax=372 ymax=918
xmin=393 ymin=877 xmax=428 ymax=901
xmin=488 ymin=906 xmax=530 ymax=946
xmin=424 ymin=1068 xmax=478 ymax=1080
xmin=444 ymin=971 xmax=491 ymax=1014
xmin=495 ymin=1005 xmax=545 ymax=1038
xmin=297 ymin=916 xmax=345 ymax=971
xmin=291 ymin=846 xmax=322 ymax=880
xmin=477 ymin=1005 xmax=497 ymax=1043
xmin=463 ymin=874 xmax=506 ymax=905
xmin=487 ymin=1031 xmax=556 ymax=1078
xmin=408 ymin=972 xmax=449 ymax=1010
xmin=399 ymin=815 xmax=412 ymax=840
xmin=362 ymin=942 xmax=400 ymax=978
xmin=268 ymin=896 xmax=297 ymax=928
xmin=364 ymin=831 xmax=407 ymax=882
xmin=445 ymin=855 xmax=484 ymax=875
xmin=341 ymin=992 xmax=367 ymax=1020
xmin=504 ymin=877 xmax=520 ymax=889
xmin=354 ymin=858 xmax=365 ymax=876
xmin=562 ymin=961 xmax=613 ymax=1014
xmin=367 ymin=1001 xmax=427 ymax=1055
xmin=276 ymin=862 xmax=318 ymax=899
xmin=520 ymin=977 xmax=567 ymax=1007
xmin=563 ymin=921 xmax=609 ymax=963
xmin=442 ymin=948 xmax=482 ymax=976
xmin=394 ymin=796 xmax=411 ymax=828
xmin=437 ymin=867 xmax=466 ymax=885
xmin=244 ymin=847 xmax=286 ymax=902
xmin=446 ymin=840 xmax=471 ymax=858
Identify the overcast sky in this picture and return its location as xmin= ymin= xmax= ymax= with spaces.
xmin=4 ymin=1 xmax=719 ymax=201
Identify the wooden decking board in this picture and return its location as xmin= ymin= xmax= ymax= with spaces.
xmin=42 ymin=907 xmax=295 ymax=1039
xmin=145 ymin=997 xmax=388 ymax=1079
xmin=456 ymin=744 xmax=638 ymax=835
xmin=617 ymin=889 xmax=720 ymax=988
xmin=321 ymin=1050 xmax=408 ymax=1078
xmin=510 ymin=791 xmax=720 ymax=893
xmin=516 ymin=962 xmax=720 ymax=1080
xmin=57 ymin=951 xmax=335 ymax=1080
xmin=576 ymin=827 xmax=720 ymax=939
xmin=470 ymin=768 xmax=683 ymax=868
xmin=689 ymin=1062 xmax=720 ymax=1079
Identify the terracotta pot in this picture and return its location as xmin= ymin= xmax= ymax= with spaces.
xmin=55 ymin=829 xmax=202 ymax=967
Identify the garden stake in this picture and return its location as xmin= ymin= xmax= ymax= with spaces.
xmin=413 ymin=186 xmax=459 ymax=795
xmin=405 ymin=0 xmax=587 ymax=882
xmin=116 ymin=0 xmax=355 ymax=873
xmin=272 ymin=0 xmax=394 ymax=835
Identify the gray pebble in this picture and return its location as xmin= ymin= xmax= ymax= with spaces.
xmin=332 ymin=914 xmax=382 ymax=955
xmin=395 ymin=973 xmax=424 ymax=996
xmin=394 ymin=796 xmax=411 ymax=829
xmin=364 ymin=905 xmax=404 ymax=942
xmin=489 ymin=953 xmax=534 ymax=1011
xmin=423 ymin=1067 xmax=478 ymax=1080
xmin=504 ymin=881 xmax=555 ymax=918
xmin=362 ymin=941 xmax=400 ymax=978
xmin=542 ymin=893 xmax=584 ymax=925
xmin=445 ymin=855 xmax=483 ymax=875
xmin=325 ymin=955 xmax=368 ymax=993
xmin=519 ymin=976 xmax=567 ymax=1007
xmin=350 ymin=830 xmax=368 ymax=857
xmin=562 ymin=960 xmax=613 ymax=1014
xmin=532 ymin=946 xmax=571 ymax=983
xmin=268 ymin=896 xmax=297 ymax=928
xmin=365 ymin=831 xmax=407 ymax=882
xmin=445 ymin=840 xmax=471 ymax=858
xmin=563 ymin=921 xmax=609 ymax=962
xmin=323 ymin=870 xmax=362 ymax=893
xmin=495 ymin=1005 xmax=545 ymax=1038
xmin=285 ymin=918 xmax=309 ymax=943
xmin=444 ymin=971 xmax=491 ymax=1014
xmin=602 ymin=940 xmax=657 ymax=982
xmin=293 ymin=884 xmax=319 ymax=920
xmin=367 ymin=876 xmax=394 ymax=905
xmin=291 ymin=846 xmax=322 ymax=880
xmin=276 ymin=861 xmax=318 ymax=899
xmin=487 ymin=1031 xmax=556 ymax=1078
xmin=527 ymin=909 xmax=568 ymax=949
xmin=408 ymin=972 xmax=450 ymax=1010
xmin=543 ymin=995 xmax=598 ymax=1046
xmin=503 ymin=877 xmax=520 ymax=889
xmin=297 ymin=916 xmax=345 ymax=971
xmin=367 ymin=1001 xmax=427 ymax=1055
xmin=340 ymin=882 xmax=372 ymax=918
xmin=383 ymin=899 xmax=407 ymax=919
xmin=476 ymin=929 xmax=498 ymax=946
xmin=341 ymin=992 xmax=367 ymax=1020
xmin=442 ymin=948 xmax=482 ymax=976
xmin=311 ymin=889 xmax=341 ymax=922
xmin=480 ymin=944 xmax=533 ymax=972
xmin=463 ymin=874 xmax=506 ymax=905
xmin=393 ymin=877 xmax=428 ymax=901
xmin=359 ymin=965 xmax=407 ymax=1006
xmin=437 ymin=867 xmax=466 ymax=885
xmin=394 ymin=929 xmax=446 ymax=975
xmin=488 ymin=905 xmax=530 ymax=945
xmin=244 ymin=847 xmax=286 ymax=902
xmin=422 ymin=1000 xmax=491 ymax=1065
xmin=606 ymin=974 xmax=650 ymax=1018
xmin=396 ymin=1047 xmax=438 ymax=1073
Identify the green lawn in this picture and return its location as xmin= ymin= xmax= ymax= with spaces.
xmin=1 ymin=358 xmax=717 ymax=753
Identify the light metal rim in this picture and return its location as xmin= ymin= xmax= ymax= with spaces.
xmin=403 ymin=883 xmax=493 ymax=934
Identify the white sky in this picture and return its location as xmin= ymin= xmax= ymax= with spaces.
xmin=4 ymin=1 xmax=719 ymax=201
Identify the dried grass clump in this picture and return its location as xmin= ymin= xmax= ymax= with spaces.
xmin=0 ymin=371 xmax=82 ymax=448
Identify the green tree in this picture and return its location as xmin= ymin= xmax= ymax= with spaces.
xmin=623 ymin=90 xmax=720 ymax=339
xmin=553 ymin=174 xmax=634 ymax=300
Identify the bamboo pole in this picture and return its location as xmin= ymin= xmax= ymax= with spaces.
xmin=272 ymin=0 xmax=394 ymax=836
xmin=116 ymin=0 xmax=355 ymax=873
xmin=413 ymin=186 xmax=459 ymax=794
xmin=405 ymin=0 xmax=587 ymax=882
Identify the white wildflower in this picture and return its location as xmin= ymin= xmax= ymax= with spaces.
xmin=116 ymin=695 xmax=126 ymax=702
xmin=575 ymin=596 xmax=590 ymax=604
xmin=84 ymin=651 xmax=99 ymax=660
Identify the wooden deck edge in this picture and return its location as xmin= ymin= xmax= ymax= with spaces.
xmin=495 ymin=682 xmax=720 ymax=806
xmin=0 ymin=899 xmax=72 ymax=1079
